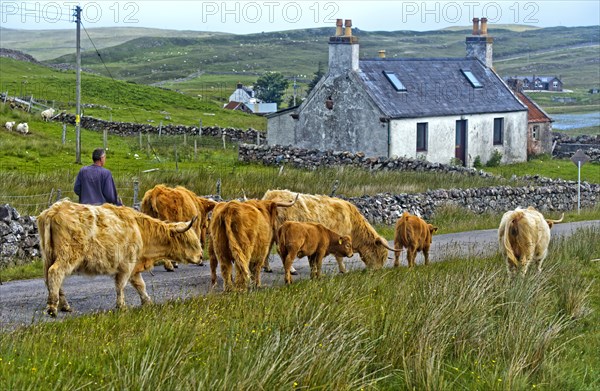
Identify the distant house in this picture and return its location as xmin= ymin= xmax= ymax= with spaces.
xmin=505 ymin=75 xmax=563 ymax=92
xmin=225 ymin=83 xmax=277 ymax=114
xmin=267 ymin=18 xmax=528 ymax=167
xmin=223 ymin=101 xmax=253 ymax=114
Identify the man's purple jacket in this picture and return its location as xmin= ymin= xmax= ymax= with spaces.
xmin=74 ymin=164 xmax=122 ymax=206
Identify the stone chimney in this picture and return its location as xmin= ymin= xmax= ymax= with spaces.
xmin=378 ymin=50 xmax=386 ymax=59
xmin=465 ymin=17 xmax=493 ymax=68
xmin=328 ymin=18 xmax=359 ymax=76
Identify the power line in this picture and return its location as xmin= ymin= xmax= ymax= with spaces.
xmin=80 ymin=21 xmax=139 ymax=124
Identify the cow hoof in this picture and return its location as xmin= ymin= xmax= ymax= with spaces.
xmin=166 ymin=268 xmax=175 ymax=272
xmin=263 ymin=268 xmax=273 ymax=273
xmin=290 ymin=270 xmax=298 ymax=275
xmin=60 ymin=306 xmax=73 ymax=313
xmin=47 ymin=307 xmax=57 ymax=317
xmin=197 ymin=261 xmax=205 ymax=266
xmin=173 ymin=262 xmax=179 ymax=269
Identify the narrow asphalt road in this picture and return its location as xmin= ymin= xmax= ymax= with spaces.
xmin=1 ymin=220 xmax=598 ymax=331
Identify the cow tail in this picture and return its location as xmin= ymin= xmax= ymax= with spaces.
xmin=402 ymin=215 xmax=411 ymax=244
xmin=224 ymin=217 xmax=251 ymax=280
xmin=38 ymin=217 xmax=55 ymax=284
xmin=503 ymin=216 xmax=519 ymax=268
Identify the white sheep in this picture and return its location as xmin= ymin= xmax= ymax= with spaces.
xmin=16 ymin=122 xmax=29 ymax=134
xmin=4 ymin=121 xmax=15 ymax=131
xmin=41 ymin=108 xmax=56 ymax=121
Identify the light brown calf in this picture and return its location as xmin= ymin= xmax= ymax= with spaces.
xmin=277 ymin=221 xmax=353 ymax=284
xmin=394 ymin=211 xmax=438 ymax=267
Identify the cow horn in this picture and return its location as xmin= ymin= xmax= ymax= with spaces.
xmin=176 ymin=216 xmax=197 ymax=233
xmin=379 ymin=238 xmax=402 ymax=252
xmin=276 ymin=193 xmax=299 ymax=208
xmin=546 ymin=213 xmax=564 ymax=224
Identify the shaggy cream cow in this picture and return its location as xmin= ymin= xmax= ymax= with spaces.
xmin=37 ymin=200 xmax=202 ymax=316
xmin=498 ymin=206 xmax=564 ymax=277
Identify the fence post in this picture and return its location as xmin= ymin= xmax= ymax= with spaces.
xmin=28 ymin=96 xmax=33 ymax=112
xmin=62 ymin=123 xmax=67 ymax=145
xmin=55 ymin=189 xmax=62 ymax=202
xmin=159 ymin=121 xmax=162 ymax=137
xmin=199 ymin=119 xmax=202 ymax=136
xmin=139 ymin=130 xmax=142 ymax=149
xmin=216 ymin=178 xmax=221 ymax=199
xmin=174 ymin=144 xmax=178 ymax=173
xmin=47 ymin=188 xmax=55 ymax=207
xmin=256 ymin=131 xmax=260 ymax=145
xmin=222 ymin=133 xmax=226 ymax=149
xmin=194 ymin=139 xmax=198 ymax=161
xmin=133 ymin=178 xmax=139 ymax=208
xmin=183 ymin=132 xmax=187 ymax=145
xmin=103 ymin=128 xmax=108 ymax=150
xmin=147 ymin=133 xmax=150 ymax=155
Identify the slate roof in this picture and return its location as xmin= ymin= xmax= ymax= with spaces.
xmin=358 ymin=58 xmax=527 ymax=119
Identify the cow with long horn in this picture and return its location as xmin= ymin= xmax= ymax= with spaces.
xmin=37 ymin=200 xmax=202 ymax=316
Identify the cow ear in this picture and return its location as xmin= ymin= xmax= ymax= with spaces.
xmin=338 ymin=238 xmax=343 ymax=245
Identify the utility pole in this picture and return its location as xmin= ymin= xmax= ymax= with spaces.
xmin=74 ymin=5 xmax=82 ymax=164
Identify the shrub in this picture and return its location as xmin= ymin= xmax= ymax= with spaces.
xmin=473 ymin=155 xmax=482 ymax=168
xmin=486 ymin=150 xmax=503 ymax=167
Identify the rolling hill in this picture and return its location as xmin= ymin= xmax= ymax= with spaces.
xmin=35 ymin=25 xmax=600 ymax=89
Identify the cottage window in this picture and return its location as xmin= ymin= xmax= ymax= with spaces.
xmin=416 ymin=122 xmax=428 ymax=151
xmin=383 ymin=71 xmax=406 ymax=92
xmin=553 ymin=81 xmax=559 ymax=88
xmin=461 ymin=69 xmax=482 ymax=88
xmin=493 ymin=118 xmax=504 ymax=145
xmin=532 ymin=125 xmax=540 ymax=140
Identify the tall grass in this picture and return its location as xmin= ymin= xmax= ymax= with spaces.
xmin=1 ymin=227 xmax=598 ymax=390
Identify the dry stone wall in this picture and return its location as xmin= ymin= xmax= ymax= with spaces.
xmin=0 ymin=204 xmax=40 ymax=268
xmin=54 ymin=113 xmax=263 ymax=144
xmin=239 ymin=143 xmax=599 ymax=224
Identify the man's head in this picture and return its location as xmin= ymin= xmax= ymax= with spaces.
xmin=92 ymin=148 xmax=106 ymax=165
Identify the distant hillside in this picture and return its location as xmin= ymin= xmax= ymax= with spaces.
xmin=30 ymin=25 xmax=598 ymax=89
xmin=0 ymin=26 xmax=229 ymax=61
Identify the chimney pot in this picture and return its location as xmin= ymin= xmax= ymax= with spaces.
xmin=472 ymin=18 xmax=480 ymax=35
xmin=344 ymin=19 xmax=352 ymax=36
xmin=378 ymin=50 xmax=386 ymax=59
xmin=335 ymin=18 xmax=343 ymax=36
xmin=480 ymin=17 xmax=488 ymax=35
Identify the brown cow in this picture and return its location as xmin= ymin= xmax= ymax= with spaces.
xmin=209 ymin=196 xmax=297 ymax=291
xmin=262 ymin=190 xmax=398 ymax=272
xmin=277 ymin=221 xmax=353 ymax=284
xmin=37 ymin=199 xmax=202 ymax=317
xmin=141 ymin=184 xmax=217 ymax=270
xmin=498 ymin=206 xmax=564 ymax=277
xmin=393 ymin=211 xmax=438 ymax=267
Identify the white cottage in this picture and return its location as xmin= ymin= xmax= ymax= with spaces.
xmin=267 ymin=18 xmax=528 ymax=167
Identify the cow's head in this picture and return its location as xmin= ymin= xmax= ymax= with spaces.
xmin=168 ymin=217 xmax=203 ymax=264
xmin=337 ymin=235 xmax=353 ymax=258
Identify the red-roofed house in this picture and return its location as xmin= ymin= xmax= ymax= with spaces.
xmin=514 ymin=90 xmax=554 ymax=156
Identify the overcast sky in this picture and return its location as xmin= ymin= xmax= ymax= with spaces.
xmin=1 ymin=1 xmax=599 ymax=33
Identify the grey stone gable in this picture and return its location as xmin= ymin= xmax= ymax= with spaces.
xmin=357 ymin=58 xmax=527 ymax=119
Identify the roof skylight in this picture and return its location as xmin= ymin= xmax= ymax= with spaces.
xmin=461 ymin=69 xmax=482 ymax=88
xmin=383 ymin=71 xmax=407 ymax=92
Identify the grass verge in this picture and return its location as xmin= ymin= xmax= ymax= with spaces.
xmin=0 ymin=227 xmax=598 ymax=390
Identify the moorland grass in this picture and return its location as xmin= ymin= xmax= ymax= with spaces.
xmin=0 ymin=227 xmax=598 ymax=390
